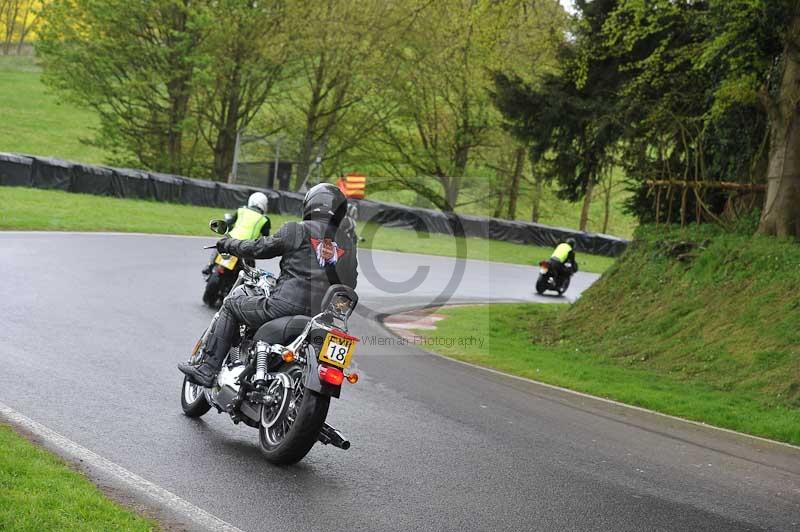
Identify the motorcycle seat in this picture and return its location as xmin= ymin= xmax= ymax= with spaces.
xmin=254 ymin=315 xmax=312 ymax=345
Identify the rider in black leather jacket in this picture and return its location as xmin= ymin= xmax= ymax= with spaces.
xmin=179 ymin=184 xmax=358 ymax=387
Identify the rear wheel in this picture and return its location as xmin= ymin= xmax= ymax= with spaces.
xmin=203 ymin=271 xmax=222 ymax=307
xmin=557 ymin=275 xmax=571 ymax=295
xmin=535 ymin=276 xmax=547 ymax=295
xmin=258 ymin=364 xmax=330 ymax=465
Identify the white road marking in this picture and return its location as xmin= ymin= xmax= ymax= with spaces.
xmin=0 ymin=401 xmax=245 ymax=532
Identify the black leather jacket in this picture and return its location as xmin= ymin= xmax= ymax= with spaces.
xmin=222 ymin=220 xmax=358 ymax=315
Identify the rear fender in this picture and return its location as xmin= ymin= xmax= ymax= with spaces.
xmin=303 ymin=347 xmax=341 ymax=399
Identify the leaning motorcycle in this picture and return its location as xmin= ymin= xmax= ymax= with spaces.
xmin=181 ymin=219 xmax=359 ymax=465
xmin=535 ymin=259 xmax=573 ymax=296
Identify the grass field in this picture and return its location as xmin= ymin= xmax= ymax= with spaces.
xmin=0 ymin=56 xmax=106 ymax=164
xmin=0 ymin=54 xmax=637 ymax=238
xmin=412 ymin=224 xmax=800 ymax=445
xmin=0 ymin=186 xmax=617 ymax=273
xmin=0 ymin=424 xmax=154 ymax=531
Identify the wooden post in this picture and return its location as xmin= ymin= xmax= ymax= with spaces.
xmin=655 ymin=186 xmax=662 ymax=227
xmin=680 ymin=186 xmax=688 ymax=228
xmin=667 ymin=185 xmax=674 ymax=225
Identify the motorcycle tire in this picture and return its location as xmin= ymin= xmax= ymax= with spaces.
xmin=557 ymin=275 xmax=571 ymax=295
xmin=535 ymin=276 xmax=547 ymax=295
xmin=203 ymin=271 xmax=222 ymax=307
xmin=181 ymin=375 xmax=212 ymax=417
xmin=258 ymin=365 xmax=330 ymax=465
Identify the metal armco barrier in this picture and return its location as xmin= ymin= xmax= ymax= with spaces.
xmin=0 ymin=152 xmax=628 ymax=256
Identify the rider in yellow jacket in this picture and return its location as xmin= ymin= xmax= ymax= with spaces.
xmin=550 ymin=237 xmax=579 ymax=282
xmin=202 ymin=192 xmax=271 ymax=274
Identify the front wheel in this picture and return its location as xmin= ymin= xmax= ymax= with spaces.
xmin=258 ymin=365 xmax=330 ymax=465
xmin=181 ymin=376 xmax=211 ymax=417
xmin=181 ymin=330 xmax=212 ymax=417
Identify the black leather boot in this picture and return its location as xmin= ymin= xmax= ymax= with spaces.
xmin=178 ymin=349 xmax=224 ymax=387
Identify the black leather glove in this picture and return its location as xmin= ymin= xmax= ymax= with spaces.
xmin=216 ymin=237 xmax=231 ymax=253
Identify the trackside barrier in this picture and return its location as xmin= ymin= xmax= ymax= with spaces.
xmin=0 ymin=152 xmax=628 ymax=256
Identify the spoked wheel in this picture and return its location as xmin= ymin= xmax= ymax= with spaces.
xmin=180 ymin=332 xmax=212 ymax=417
xmin=259 ymin=364 xmax=330 ymax=465
xmin=181 ymin=376 xmax=211 ymax=417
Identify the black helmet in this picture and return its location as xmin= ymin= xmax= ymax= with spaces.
xmin=303 ymin=183 xmax=347 ymax=224
xmin=566 ymin=237 xmax=576 ymax=248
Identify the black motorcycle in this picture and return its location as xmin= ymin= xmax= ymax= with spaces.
xmin=535 ymin=259 xmax=573 ymax=296
xmin=182 ymin=219 xmax=359 ymax=465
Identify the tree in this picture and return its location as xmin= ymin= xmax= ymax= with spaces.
xmin=1 ymin=0 xmax=42 ymax=54
xmin=601 ymin=0 xmax=796 ymax=232
xmin=259 ymin=0 xmax=413 ymax=190
xmin=493 ymin=0 xmax=621 ymax=232
xmin=370 ymin=0 xmax=564 ymax=212
xmin=699 ymin=0 xmax=800 ymax=237
xmin=195 ymin=0 xmax=290 ymax=181
xmin=37 ymin=0 xmax=207 ymax=174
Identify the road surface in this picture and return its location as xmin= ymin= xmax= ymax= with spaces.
xmin=1 ymin=232 xmax=798 ymax=531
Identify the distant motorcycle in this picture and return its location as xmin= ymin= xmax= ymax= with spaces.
xmin=202 ymin=252 xmax=241 ymax=308
xmin=535 ymin=259 xmax=574 ymax=296
xmin=182 ymin=219 xmax=359 ymax=465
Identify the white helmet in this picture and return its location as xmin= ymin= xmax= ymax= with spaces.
xmin=248 ymin=192 xmax=268 ymax=214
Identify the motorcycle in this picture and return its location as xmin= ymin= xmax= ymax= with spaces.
xmin=181 ymin=219 xmax=359 ymax=465
xmin=535 ymin=259 xmax=573 ymax=296
xmin=202 ymin=252 xmax=241 ymax=308
xmin=202 ymin=212 xmax=240 ymax=307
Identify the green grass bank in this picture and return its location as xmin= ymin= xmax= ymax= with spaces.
xmin=413 ymin=224 xmax=800 ymax=444
xmin=0 ymin=186 xmax=616 ymax=273
xmin=0 ymin=424 xmax=154 ymax=530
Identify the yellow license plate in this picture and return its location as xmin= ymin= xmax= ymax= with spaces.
xmin=214 ymin=254 xmax=238 ymax=270
xmin=319 ymin=332 xmax=358 ymax=369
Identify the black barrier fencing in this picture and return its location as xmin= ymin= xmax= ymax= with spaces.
xmin=0 ymin=152 xmax=628 ymax=256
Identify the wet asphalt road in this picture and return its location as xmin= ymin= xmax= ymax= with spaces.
xmin=1 ymin=232 xmax=798 ymax=532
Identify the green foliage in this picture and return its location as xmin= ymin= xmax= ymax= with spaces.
xmin=36 ymin=0 xmax=291 ymax=179
xmin=355 ymin=0 xmax=566 ymax=211
xmin=0 ymin=424 xmax=154 ymax=530
xmin=36 ymin=0 xmax=208 ymax=174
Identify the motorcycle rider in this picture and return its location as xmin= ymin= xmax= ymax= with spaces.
xmin=202 ymin=192 xmax=271 ymax=274
xmin=180 ymin=183 xmax=358 ymax=387
xmin=549 ymin=237 xmax=579 ymax=283
xmin=340 ymin=202 xmax=363 ymax=242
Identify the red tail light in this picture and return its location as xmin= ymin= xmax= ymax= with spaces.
xmin=215 ymin=266 xmax=226 ymax=275
xmin=539 ymin=261 xmax=549 ymax=269
xmin=319 ymin=365 xmax=344 ymax=386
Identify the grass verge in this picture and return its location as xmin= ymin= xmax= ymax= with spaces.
xmin=0 ymin=186 xmax=615 ymax=273
xmin=0 ymin=424 xmax=154 ymax=530
xmin=411 ymin=224 xmax=800 ymax=445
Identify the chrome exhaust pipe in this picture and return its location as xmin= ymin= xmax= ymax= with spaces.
xmin=318 ymin=423 xmax=350 ymax=450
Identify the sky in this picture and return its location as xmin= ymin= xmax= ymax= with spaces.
xmin=559 ymin=0 xmax=576 ymax=15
